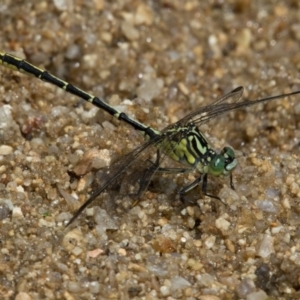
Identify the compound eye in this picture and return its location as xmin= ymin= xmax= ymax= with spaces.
xmin=222 ymin=147 xmax=235 ymax=160
xmin=208 ymin=155 xmax=225 ymax=176
xmin=221 ymin=146 xmax=237 ymax=172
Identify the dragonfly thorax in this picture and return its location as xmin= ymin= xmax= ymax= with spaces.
xmin=163 ymin=123 xmax=237 ymax=177
xmin=162 ymin=124 xmax=236 ymax=176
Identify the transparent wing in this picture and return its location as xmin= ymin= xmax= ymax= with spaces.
xmin=173 ymin=87 xmax=300 ymax=129
xmin=66 ymin=134 xmax=164 ymax=226
xmin=208 ymin=86 xmax=244 ymax=106
xmin=163 ymin=86 xmax=244 ymax=132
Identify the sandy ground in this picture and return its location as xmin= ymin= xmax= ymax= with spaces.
xmin=1 ymin=1 xmax=300 ymax=299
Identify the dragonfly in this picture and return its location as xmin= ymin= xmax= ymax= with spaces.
xmin=1 ymin=52 xmax=299 ymax=227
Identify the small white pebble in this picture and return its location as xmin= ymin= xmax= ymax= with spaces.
xmin=67 ymin=281 xmax=83 ymax=293
xmin=72 ymin=246 xmax=83 ymax=256
xmin=0 ymin=145 xmax=13 ymax=155
xmin=170 ymin=276 xmax=191 ymax=291
xmin=74 ymin=258 xmax=81 ymax=265
xmin=53 ymin=0 xmax=69 ymax=10
xmin=160 ymin=285 xmax=170 ymax=296
xmin=204 ymin=236 xmax=216 ymax=249
xmin=89 ymin=281 xmax=100 ymax=294
xmin=282 ymin=197 xmax=291 ymax=209
xmin=215 ymin=217 xmax=230 ymax=231
xmin=15 ymin=292 xmax=32 ymax=300
xmin=256 ymin=234 xmax=274 ymax=258
xmin=1 ymin=248 xmax=9 ymax=254
xmin=198 ymin=295 xmax=221 ymax=300
xmin=118 ymin=248 xmax=127 ymax=256
xmin=197 ymin=273 xmax=215 ymax=286
xmin=135 ymin=253 xmax=142 ymax=260
xmin=186 ymin=206 xmax=195 ymax=216
xmin=38 ymin=219 xmax=56 ymax=227
xmin=134 ymin=3 xmax=154 ymax=25
xmin=271 ymin=226 xmax=283 ymax=234
xmin=238 ymin=239 xmax=246 ymax=246
xmin=86 ymin=207 xmax=95 ymax=217
xmin=121 ymin=20 xmax=139 ymax=40
xmin=246 ymin=289 xmax=268 ymax=300
xmin=255 ymin=200 xmax=277 ymax=213
xmin=187 ymin=217 xmax=195 ymax=228
xmin=12 ymin=207 xmax=24 ymax=220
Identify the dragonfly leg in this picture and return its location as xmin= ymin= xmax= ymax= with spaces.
xmin=230 ymin=173 xmax=235 ymax=190
xmin=201 ymin=173 xmax=226 ymax=204
xmin=131 ymin=150 xmax=161 ymax=206
xmin=178 ymin=176 xmax=202 ymax=196
xmin=178 ymin=173 xmax=227 ymax=206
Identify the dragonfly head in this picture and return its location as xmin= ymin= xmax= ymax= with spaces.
xmin=208 ymin=146 xmax=237 ymax=176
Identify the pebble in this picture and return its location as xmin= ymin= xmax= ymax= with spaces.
xmin=215 ymin=216 xmax=230 ymax=231
xmin=0 ymin=203 xmax=11 ymax=221
xmin=256 ymin=234 xmax=274 ymax=258
xmin=134 ymin=3 xmax=153 ymax=25
xmin=160 ymin=285 xmax=170 ymax=296
xmin=170 ymin=276 xmax=191 ymax=291
xmin=15 ymin=292 xmax=32 ymax=300
xmin=53 ymin=0 xmax=74 ymax=11
xmin=121 ymin=20 xmax=139 ymax=40
xmin=12 ymin=207 xmax=24 ymax=220
xmin=198 ymin=296 xmax=221 ymax=300
xmin=87 ymin=248 xmax=104 ymax=258
xmin=137 ymin=78 xmax=164 ymax=102
xmin=204 ymin=236 xmax=216 ymax=249
xmin=246 ymin=290 xmax=268 ymax=300
xmin=255 ymin=200 xmax=277 ymax=213
xmin=236 ymin=278 xmax=256 ymax=298
xmin=62 ymin=228 xmax=84 ymax=254
xmin=0 ymin=145 xmax=13 ymax=155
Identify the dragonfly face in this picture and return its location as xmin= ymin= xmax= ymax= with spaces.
xmin=207 ymin=146 xmax=237 ymax=176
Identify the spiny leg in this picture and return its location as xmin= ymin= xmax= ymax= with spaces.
xmin=178 ymin=173 xmax=236 ymax=206
xmin=229 ymin=173 xmax=235 ymax=190
xmin=134 ymin=147 xmax=195 ymax=197
xmin=130 ymin=149 xmax=162 ymax=206
xmin=201 ymin=173 xmax=227 ymax=204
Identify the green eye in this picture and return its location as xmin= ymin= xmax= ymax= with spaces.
xmin=222 ymin=147 xmax=235 ymax=159
xmin=208 ymin=155 xmax=225 ymax=176
xmin=208 ymin=147 xmax=237 ymax=176
xmin=222 ymin=146 xmax=237 ymax=173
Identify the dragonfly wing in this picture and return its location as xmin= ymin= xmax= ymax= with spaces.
xmin=209 ymin=86 xmax=244 ymax=106
xmin=66 ymin=135 xmax=163 ymax=226
xmin=192 ymin=89 xmax=300 ymax=127
xmin=179 ymin=87 xmax=300 ymax=129
xmin=164 ymin=86 xmax=244 ymax=131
